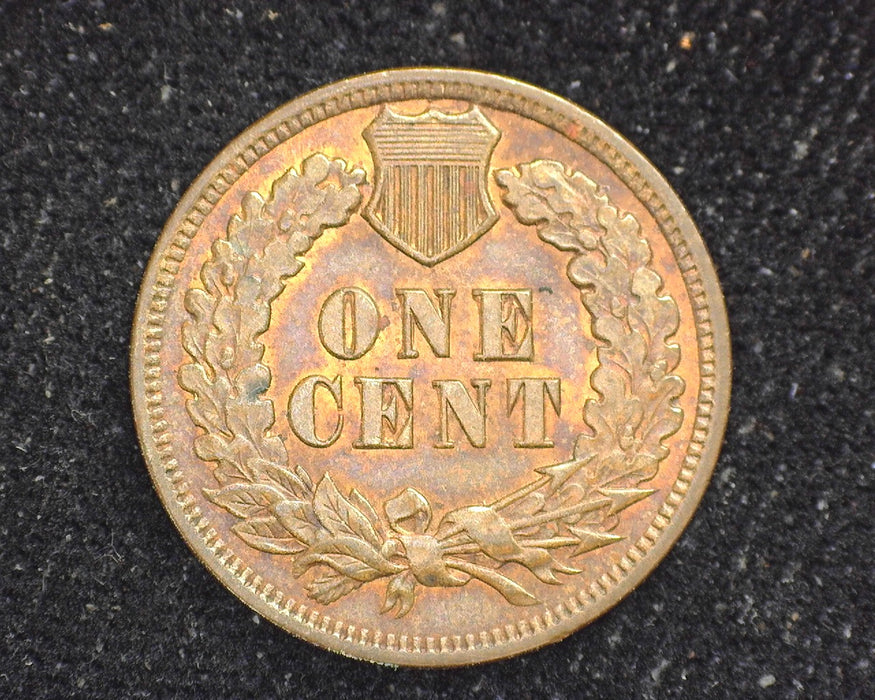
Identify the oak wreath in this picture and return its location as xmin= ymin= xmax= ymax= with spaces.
xmin=178 ymin=152 xmax=684 ymax=617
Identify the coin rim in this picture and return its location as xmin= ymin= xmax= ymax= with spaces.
xmin=130 ymin=67 xmax=731 ymax=666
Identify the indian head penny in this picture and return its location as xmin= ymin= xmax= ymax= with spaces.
xmin=131 ymin=69 xmax=730 ymax=666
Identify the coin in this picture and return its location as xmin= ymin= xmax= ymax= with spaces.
xmin=131 ymin=68 xmax=730 ymax=666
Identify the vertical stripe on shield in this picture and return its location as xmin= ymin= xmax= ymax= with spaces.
xmin=371 ymin=163 xmax=487 ymax=258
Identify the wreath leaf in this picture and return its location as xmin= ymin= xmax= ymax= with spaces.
xmin=261 ymin=462 xmax=312 ymax=500
xmin=205 ymin=483 xmax=286 ymax=519
xmin=313 ymin=475 xmax=384 ymax=550
xmin=308 ymin=571 xmax=365 ymax=605
xmin=272 ymin=500 xmax=322 ymax=546
xmin=232 ymin=517 xmax=305 ymax=555
xmin=291 ymin=536 xmax=397 ymax=579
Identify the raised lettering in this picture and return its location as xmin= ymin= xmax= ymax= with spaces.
xmin=318 ymin=287 xmax=380 ymax=360
xmin=396 ymin=288 xmax=455 ymax=359
xmin=473 ymin=289 xmax=533 ymax=361
xmin=507 ymin=377 xmax=561 ymax=448
xmin=354 ymin=377 xmax=414 ymax=449
xmin=288 ymin=375 xmax=344 ymax=447
xmin=432 ymin=379 xmax=491 ymax=448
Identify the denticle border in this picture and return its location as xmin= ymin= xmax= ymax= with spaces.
xmin=132 ymin=70 xmax=727 ymax=665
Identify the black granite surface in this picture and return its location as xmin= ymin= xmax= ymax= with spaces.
xmin=1 ymin=1 xmax=872 ymax=697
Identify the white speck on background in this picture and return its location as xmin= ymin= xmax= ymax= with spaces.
xmin=758 ymin=674 xmax=776 ymax=688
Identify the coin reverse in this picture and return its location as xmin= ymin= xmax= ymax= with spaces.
xmin=131 ymin=68 xmax=730 ymax=666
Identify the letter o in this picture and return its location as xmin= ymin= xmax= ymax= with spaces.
xmin=317 ymin=287 xmax=380 ymax=360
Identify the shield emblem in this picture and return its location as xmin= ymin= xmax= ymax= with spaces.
xmin=363 ymin=106 xmax=501 ymax=266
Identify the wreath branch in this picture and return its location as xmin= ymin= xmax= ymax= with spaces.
xmin=179 ymin=155 xmax=685 ymax=617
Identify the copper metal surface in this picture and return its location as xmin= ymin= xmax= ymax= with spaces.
xmin=131 ymin=68 xmax=730 ymax=666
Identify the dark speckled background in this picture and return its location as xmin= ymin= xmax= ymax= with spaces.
xmin=1 ymin=1 xmax=872 ymax=697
